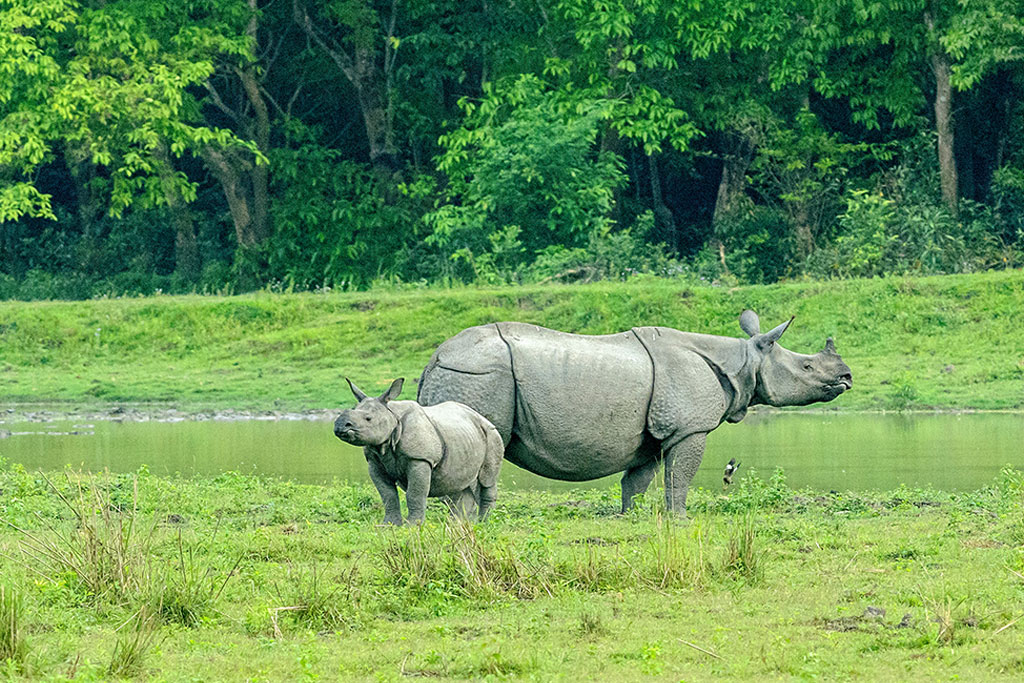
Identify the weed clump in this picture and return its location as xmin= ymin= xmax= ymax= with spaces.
xmin=0 ymin=585 xmax=27 ymax=668
xmin=269 ymin=562 xmax=359 ymax=636
xmin=148 ymin=532 xmax=240 ymax=627
xmin=11 ymin=473 xmax=154 ymax=601
xmin=720 ymin=515 xmax=763 ymax=583
xmin=642 ymin=516 xmax=711 ymax=590
xmin=379 ymin=519 xmax=548 ymax=606
xmin=108 ymin=606 xmax=161 ymax=678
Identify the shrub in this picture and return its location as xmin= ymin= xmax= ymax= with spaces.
xmin=425 ymin=76 xmax=626 ymax=278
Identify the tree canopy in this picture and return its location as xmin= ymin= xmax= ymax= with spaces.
xmin=1 ymin=0 xmax=1023 ymax=298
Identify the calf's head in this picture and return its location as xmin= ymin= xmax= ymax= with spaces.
xmin=739 ymin=310 xmax=852 ymax=407
xmin=334 ymin=378 xmax=404 ymax=447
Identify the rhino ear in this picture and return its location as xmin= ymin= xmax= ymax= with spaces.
xmin=824 ymin=337 xmax=837 ymax=354
xmin=739 ymin=310 xmax=761 ymax=337
xmin=379 ymin=378 xmax=404 ymax=403
xmin=755 ymin=317 xmax=793 ymax=352
xmin=346 ymin=378 xmax=368 ymax=402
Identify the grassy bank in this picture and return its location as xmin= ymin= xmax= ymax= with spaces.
xmin=1 ymin=270 xmax=1023 ymax=412
xmin=0 ymin=464 xmax=1022 ymax=680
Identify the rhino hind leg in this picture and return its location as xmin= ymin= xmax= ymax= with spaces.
xmin=663 ymin=432 xmax=707 ymax=515
xmin=444 ymin=488 xmax=478 ymax=520
xmin=620 ymin=458 xmax=661 ymax=513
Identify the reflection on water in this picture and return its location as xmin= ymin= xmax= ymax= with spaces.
xmin=1 ymin=412 xmax=1022 ymax=491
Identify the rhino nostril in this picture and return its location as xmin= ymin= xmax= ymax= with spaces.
xmin=839 ymin=373 xmax=852 ymax=386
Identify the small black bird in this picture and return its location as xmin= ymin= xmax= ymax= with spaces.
xmin=723 ymin=458 xmax=740 ymax=486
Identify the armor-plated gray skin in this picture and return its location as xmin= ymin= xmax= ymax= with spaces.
xmin=417 ymin=310 xmax=852 ymax=515
xmin=334 ymin=378 xmax=504 ymax=525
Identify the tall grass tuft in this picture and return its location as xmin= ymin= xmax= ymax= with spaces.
xmin=108 ymin=606 xmax=161 ymax=678
xmin=558 ymin=542 xmax=630 ymax=591
xmin=380 ymin=519 xmax=549 ymax=601
xmin=11 ymin=473 xmax=154 ymax=601
xmin=0 ymin=585 xmax=27 ymax=667
xmin=149 ymin=531 xmax=240 ymax=627
xmin=270 ymin=562 xmax=359 ymax=635
xmin=720 ymin=514 xmax=763 ymax=582
xmin=642 ymin=514 xmax=710 ymax=590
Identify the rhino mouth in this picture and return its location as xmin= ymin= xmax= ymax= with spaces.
xmin=335 ymin=427 xmax=359 ymax=443
xmin=826 ymin=377 xmax=852 ymax=396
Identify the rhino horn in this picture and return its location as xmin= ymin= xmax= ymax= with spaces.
xmin=824 ymin=337 xmax=837 ymax=354
xmin=755 ymin=317 xmax=793 ymax=351
xmin=379 ymin=377 xmax=404 ymax=403
xmin=739 ymin=309 xmax=761 ymax=337
xmin=346 ymin=377 xmax=368 ymax=402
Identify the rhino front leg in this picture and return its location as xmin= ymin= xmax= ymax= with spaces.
xmin=367 ymin=458 xmax=403 ymax=525
xmin=662 ymin=432 xmax=707 ymax=516
xmin=404 ymin=459 xmax=433 ymax=525
xmin=620 ymin=458 xmax=660 ymax=513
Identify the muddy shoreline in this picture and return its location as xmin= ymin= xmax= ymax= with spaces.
xmin=0 ymin=405 xmax=338 ymax=426
xmin=1 ymin=403 xmax=1019 ymax=429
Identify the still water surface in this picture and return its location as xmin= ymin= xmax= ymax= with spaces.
xmin=2 ymin=413 xmax=1022 ymax=492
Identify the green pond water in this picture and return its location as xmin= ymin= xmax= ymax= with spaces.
xmin=1 ymin=413 xmax=1022 ymax=492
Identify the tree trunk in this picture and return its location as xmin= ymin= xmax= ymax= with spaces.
xmin=648 ymin=154 xmax=677 ymax=253
xmin=236 ymin=65 xmax=272 ymax=242
xmin=710 ymin=132 xmax=755 ymax=274
xmin=353 ymin=49 xmax=399 ymax=173
xmin=294 ymin=0 xmax=399 ymax=176
xmin=792 ymin=205 xmax=815 ymax=260
xmin=712 ymin=155 xmax=749 ymax=227
xmin=201 ymin=146 xmax=257 ymax=248
xmin=153 ymin=143 xmax=200 ymax=282
xmin=933 ymin=53 xmax=958 ymax=217
xmin=925 ymin=11 xmax=958 ymax=218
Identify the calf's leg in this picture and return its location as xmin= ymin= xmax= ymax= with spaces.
xmin=477 ymin=481 xmax=497 ymax=520
xmin=476 ymin=429 xmax=503 ymax=521
xmin=367 ymin=458 xmax=403 ymax=525
xmin=404 ymin=460 xmax=433 ymax=525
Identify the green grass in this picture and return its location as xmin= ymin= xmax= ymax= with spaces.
xmin=1 ymin=463 xmax=1023 ymax=680
xmin=1 ymin=270 xmax=1023 ymax=412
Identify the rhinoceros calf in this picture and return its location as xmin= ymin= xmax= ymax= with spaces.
xmin=334 ymin=378 xmax=504 ymax=524
xmin=417 ymin=310 xmax=852 ymax=515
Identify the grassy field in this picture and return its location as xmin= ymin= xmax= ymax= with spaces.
xmin=0 ymin=463 xmax=1022 ymax=681
xmin=0 ymin=269 xmax=1023 ymax=413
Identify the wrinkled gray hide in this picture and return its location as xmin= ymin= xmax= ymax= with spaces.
xmin=417 ymin=311 xmax=852 ymax=514
xmin=334 ymin=378 xmax=504 ymax=524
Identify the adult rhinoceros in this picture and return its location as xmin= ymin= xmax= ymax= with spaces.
xmin=416 ymin=310 xmax=852 ymax=514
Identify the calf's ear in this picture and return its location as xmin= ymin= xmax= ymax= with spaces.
xmin=346 ymin=378 xmax=368 ymax=402
xmin=739 ymin=310 xmax=761 ymax=337
xmin=380 ymin=378 xmax=404 ymax=403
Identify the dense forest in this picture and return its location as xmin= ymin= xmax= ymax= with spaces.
xmin=1 ymin=0 xmax=1023 ymax=299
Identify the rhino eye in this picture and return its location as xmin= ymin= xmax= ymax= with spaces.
xmin=803 ymin=362 xmax=813 ymax=371
xmin=365 ymin=416 xmax=372 ymax=422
